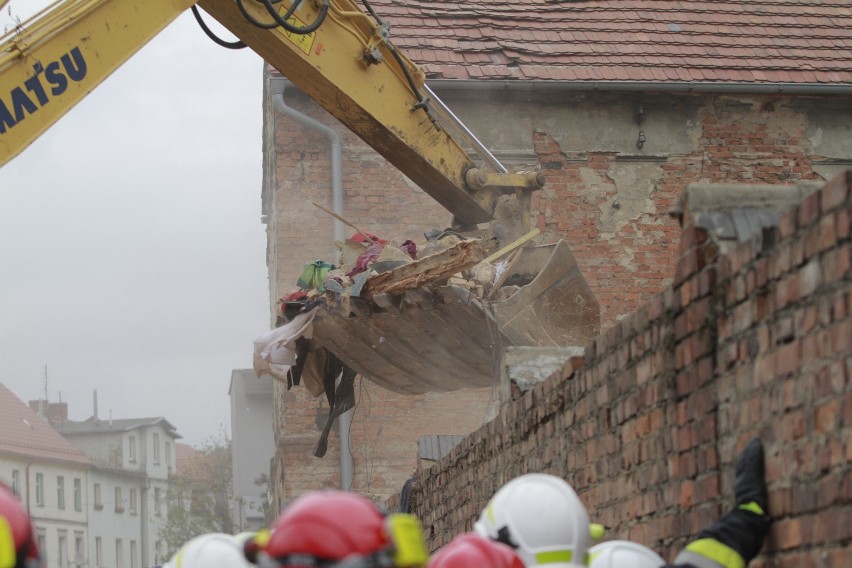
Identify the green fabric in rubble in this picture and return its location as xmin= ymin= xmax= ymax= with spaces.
xmin=297 ymin=260 xmax=335 ymax=292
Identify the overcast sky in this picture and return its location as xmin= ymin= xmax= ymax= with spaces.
xmin=1 ymin=5 xmax=270 ymax=446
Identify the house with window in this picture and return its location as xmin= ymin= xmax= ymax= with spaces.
xmin=263 ymin=0 xmax=852 ymax=505
xmin=55 ymin=413 xmax=179 ymax=568
xmin=0 ymin=384 xmax=92 ymax=568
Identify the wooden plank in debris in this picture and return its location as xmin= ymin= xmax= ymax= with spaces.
xmin=483 ymin=228 xmax=540 ymax=264
xmin=364 ymin=239 xmax=486 ymax=298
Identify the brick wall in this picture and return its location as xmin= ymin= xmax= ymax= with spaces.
xmin=269 ymin=378 xmax=495 ymax=505
xmin=410 ymin=171 xmax=851 ymax=567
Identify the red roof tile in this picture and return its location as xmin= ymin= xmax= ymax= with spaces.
xmin=371 ymin=0 xmax=852 ymax=85
xmin=0 ymin=384 xmax=92 ymax=466
xmin=175 ymin=443 xmax=205 ymax=480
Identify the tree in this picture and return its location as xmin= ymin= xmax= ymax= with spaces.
xmin=159 ymin=430 xmax=237 ymax=557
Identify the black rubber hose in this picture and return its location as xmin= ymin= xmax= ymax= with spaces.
xmin=191 ymin=5 xmax=247 ymax=49
xmin=261 ymin=0 xmax=330 ymax=34
xmin=235 ymin=0 xmax=280 ymax=29
xmin=359 ymin=0 xmax=430 ymax=113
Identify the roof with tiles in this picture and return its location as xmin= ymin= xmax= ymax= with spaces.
xmin=175 ymin=442 xmax=205 ymax=480
xmin=0 ymin=383 xmax=93 ymax=466
xmin=56 ymin=416 xmax=179 ymax=436
xmin=369 ymin=0 xmax=852 ymax=85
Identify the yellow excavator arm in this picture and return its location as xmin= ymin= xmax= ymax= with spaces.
xmin=0 ymin=0 xmax=542 ymax=223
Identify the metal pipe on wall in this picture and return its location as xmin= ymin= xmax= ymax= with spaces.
xmin=269 ymin=77 xmax=354 ymax=491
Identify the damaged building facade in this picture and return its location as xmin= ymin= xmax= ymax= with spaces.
xmin=257 ymin=0 xmax=852 ymax=511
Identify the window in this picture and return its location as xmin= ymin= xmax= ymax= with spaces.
xmin=128 ymin=435 xmax=136 ymax=463
xmin=165 ymin=442 xmax=172 ymax=471
xmin=74 ymin=533 xmax=84 ymax=568
xmin=57 ymin=476 xmax=66 ymax=510
xmin=115 ymin=487 xmax=124 ymax=513
xmin=58 ymin=531 xmax=68 ymax=568
xmin=11 ymin=470 xmax=20 ymax=496
xmin=95 ymin=537 xmax=103 ymax=568
xmin=37 ymin=531 xmax=47 ymax=565
xmin=129 ymin=488 xmax=137 ymax=514
xmin=154 ymin=487 xmax=162 ymax=516
xmin=153 ymin=433 xmax=161 ymax=465
xmin=73 ymin=478 xmax=82 ymax=511
xmin=115 ymin=539 xmax=123 ymax=568
xmin=35 ymin=473 xmax=44 ymax=507
xmin=130 ymin=540 xmax=137 ymax=568
xmin=93 ymin=483 xmax=102 ymax=510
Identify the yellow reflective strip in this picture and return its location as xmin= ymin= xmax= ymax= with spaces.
xmin=486 ymin=502 xmax=495 ymax=524
xmin=535 ymin=550 xmax=573 ymax=564
xmin=685 ymin=539 xmax=745 ymax=568
xmin=387 ymin=514 xmax=429 ymax=567
xmin=175 ymin=549 xmax=184 ymax=568
xmin=737 ymin=501 xmax=765 ymax=516
xmin=0 ymin=517 xmax=17 ymax=568
xmin=254 ymin=529 xmax=271 ymax=548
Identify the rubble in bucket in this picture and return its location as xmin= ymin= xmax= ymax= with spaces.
xmin=254 ymin=222 xmax=601 ymax=399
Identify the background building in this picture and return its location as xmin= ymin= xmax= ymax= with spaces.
xmin=0 ymin=384 xmax=92 ymax=568
xmin=228 ymin=370 xmax=274 ymax=531
xmin=55 ymin=413 xmax=179 ymax=568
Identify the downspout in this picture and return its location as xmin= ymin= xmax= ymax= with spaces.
xmin=269 ymin=77 xmax=354 ymax=491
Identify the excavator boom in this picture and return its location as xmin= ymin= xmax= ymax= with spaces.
xmin=1 ymin=0 xmax=542 ymax=223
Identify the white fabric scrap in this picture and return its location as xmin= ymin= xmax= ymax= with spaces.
xmin=493 ymin=260 xmax=509 ymax=284
xmin=252 ymin=307 xmax=319 ymax=381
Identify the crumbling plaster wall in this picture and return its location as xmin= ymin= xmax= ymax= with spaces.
xmin=435 ymin=90 xmax=852 ymax=328
xmin=263 ymin=80 xmax=852 ymax=508
xmin=409 ymin=171 xmax=851 ymax=568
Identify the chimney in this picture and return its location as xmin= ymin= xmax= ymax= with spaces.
xmin=47 ymin=402 xmax=68 ymax=423
xmin=93 ymin=390 xmax=99 ymax=422
xmin=47 ymin=402 xmax=68 ymax=424
xmin=28 ymin=400 xmax=45 ymax=416
xmin=28 ymin=400 xmax=67 ymax=424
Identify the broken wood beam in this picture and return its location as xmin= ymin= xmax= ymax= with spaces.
xmin=363 ymin=239 xmax=486 ymax=298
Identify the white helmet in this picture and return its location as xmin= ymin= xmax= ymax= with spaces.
xmin=164 ymin=533 xmax=252 ymax=568
xmin=474 ymin=474 xmax=591 ymax=568
xmin=589 ymin=541 xmax=664 ymax=568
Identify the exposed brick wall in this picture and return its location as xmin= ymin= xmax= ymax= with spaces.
xmin=410 ymin=171 xmax=851 ymax=567
xmin=267 ymin=88 xmax=493 ymax=503
xmin=270 ymin=89 xmax=452 ymax=287
xmin=270 ymin=377 xmax=495 ymax=506
xmin=531 ymin=136 xmax=686 ymax=328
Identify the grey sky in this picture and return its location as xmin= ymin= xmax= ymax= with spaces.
xmin=1 ymin=6 xmax=270 ymax=446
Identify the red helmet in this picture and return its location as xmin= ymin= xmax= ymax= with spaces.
xmin=263 ymin=491 xmax=392 ymax=567
xmin=428 ymin=534 xmax=524 ymax=568
xmin=0 ymin=482 xmax=40 ymax=568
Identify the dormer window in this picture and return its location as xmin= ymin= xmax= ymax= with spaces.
xmin=128 ymin=435 xmax=137 ymax=463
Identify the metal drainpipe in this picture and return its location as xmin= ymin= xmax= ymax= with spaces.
xmin=270 ymin=77 xmax=355 ymax=491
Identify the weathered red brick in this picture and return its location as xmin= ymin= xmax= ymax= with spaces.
xmin=819 ymin=169 xmax=851 ymax=212
xmin=797 ymin=191 xmax=821 ymax=227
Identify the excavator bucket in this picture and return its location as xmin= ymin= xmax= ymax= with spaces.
xmin=304 ymin=239 xmax=599 ymax=394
